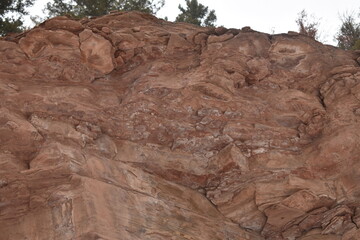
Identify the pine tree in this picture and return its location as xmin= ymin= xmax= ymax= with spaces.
xmin=336 ymin=13 xmax=360 ymax=50
xmin=0 ymin=0 xmax=34 ymax=36
xmin=121 ymin=0 xmax=164 ymax=14
xmin=175 ymin=0 xmax=217 ymax=27
xmin=45 ymin=0 xmax=164 ymax=18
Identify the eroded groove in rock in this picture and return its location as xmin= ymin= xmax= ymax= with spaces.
xmin=1 ymin=11 xmax=360 ymax=240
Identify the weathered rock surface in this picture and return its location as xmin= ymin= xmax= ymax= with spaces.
xmin=1 ymin=11 xmax=360 ymax=240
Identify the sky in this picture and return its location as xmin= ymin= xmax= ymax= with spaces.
xmin=26 ymin=0 xmax=360 ymax=46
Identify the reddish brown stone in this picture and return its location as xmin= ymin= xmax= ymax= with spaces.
xmin=1 ymin=11 xmax=360 ymax=240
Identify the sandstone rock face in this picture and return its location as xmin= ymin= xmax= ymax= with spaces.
xmin=1 ymin=11 xmax=360 ymax=240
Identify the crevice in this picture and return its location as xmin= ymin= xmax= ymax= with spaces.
xmin=351 ymin=214 xmax=359 ymax=229
xmin=25 ymin=161 xmax=30 ymax=170
xmin=317 ymin=89 xmax=327 ymax=110
xmin=225 ymin=69 xmax=235 ymax=75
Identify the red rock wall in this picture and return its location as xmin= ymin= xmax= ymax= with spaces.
xmin=1 ymin=11 xmax=360 ymax=240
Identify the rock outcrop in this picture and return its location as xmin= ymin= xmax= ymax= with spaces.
xmin=1 ymin=11 xmax=360 ymax=240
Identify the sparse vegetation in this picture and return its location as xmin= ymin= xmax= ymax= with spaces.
xmin=0 ymin=0 xmax=34 ymax=36
xmin=175 ymin=0 xmax=217 ymax=27
xmin=336 ymin=12 xmax=360 ymax=50
xmin=295 ymin=9 xmax=320 ymax=40
xmin=45 ymin=0 xmax=165 ymax=18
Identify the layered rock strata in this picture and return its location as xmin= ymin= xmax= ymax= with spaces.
xmin=1 ymin=11 xmax=360 ymax=239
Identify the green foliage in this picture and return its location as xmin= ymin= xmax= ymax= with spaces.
xmin=353 ymin=39 xmax=360 ymax=50
xmin=0 ymin=0 xmax=33 ymax=15
xmin=0 ymin=17 xmax=23 ymax=35
xmin=296 ymin=10 xmax=320 ymax=40
xmin=0 ymin=0 xmax=34 ymax=36
xmin=46 ymin=0 xmax=118 ymax=18
xmin=121 ymin=0 xmax=164 ymax=14
xmin=204 ymin=9 xmax=216 ymax=27
xmin=45 ymin=0 xmax=164 ymax=18
xmin=336 ymin=13 xmax=360 ymax=50
xmin=175 ymin=0 xmax=217 ymax=27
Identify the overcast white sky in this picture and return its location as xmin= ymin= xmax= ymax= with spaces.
xmin=27 ymin=0 xmax=360 ymax=46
